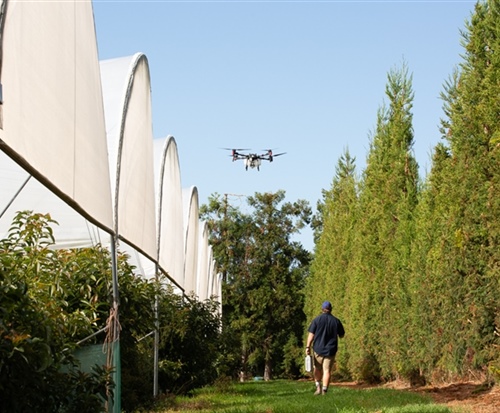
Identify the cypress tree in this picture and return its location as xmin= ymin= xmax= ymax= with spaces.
xmin=348 ymin=62 xmax=419 ymax=381
xmin=408 ymin=143 xmax=455 ymax=381
xmin=418 ymin=0 xmax=500 ymax=377
xmin=305 ymin=149 xmax=358 ymax=379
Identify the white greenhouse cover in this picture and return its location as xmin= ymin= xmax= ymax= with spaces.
xmin=153 ymin=136 xmax=185 ymax=287
xmin=0 ymin=152 xmax=107 ymax=248
xmin=0 ymin=0 xmax=218 ymax=304
xmin=207 ymin=248 xmax=216 ymax=299
xmin=197 ymin=221 xmax=210 ymax=301
xmin=183 ymin=186 xmax=200 ymax=295
xmin=0 ymin=0 xmax=113 ymax=232
xmin=100 ymin=54 xmax=157 ymax=262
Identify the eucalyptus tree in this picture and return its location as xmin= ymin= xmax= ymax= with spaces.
xmin=200 ymin=191 xmax=311 ymax=381
xmin=348 ymin=62 xmax=419 ymax=381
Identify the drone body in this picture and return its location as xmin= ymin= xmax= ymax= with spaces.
xmin=224 ymin=148 xmax=286 ymax=171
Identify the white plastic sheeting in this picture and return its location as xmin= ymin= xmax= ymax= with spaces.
xmin=197 ymin=222 xmax=210 ymax=301
xmin=153 ymin=136 xmax=185 ymax=287
xmin=0 ymin=0 xmax=218 ymax=302
xmin=182 ymin=186 xmax=200 ymax=295
xmin=0 ymin=2 xmax=220 ymax=410
xmin=0 ymin=0 xmax=113 ymax=232
xmin=0 ymin=152 xmax=107 ymax=249
xmin=100 ymin=54 xmax=157 ymax=262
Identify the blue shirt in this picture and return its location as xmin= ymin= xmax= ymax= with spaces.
xmin=308 ymin=312 xmax=345 ymax=356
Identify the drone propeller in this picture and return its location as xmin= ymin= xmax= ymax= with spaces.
xmin=261 ymin=149 xmax=286 ymax=156
xmin=221 ymin=148 xmax=250 ymax=151
xmin=258 ymin=149 xmax=286 ymax=162
xmin=221 ymin=148 xmax=251 ymax=162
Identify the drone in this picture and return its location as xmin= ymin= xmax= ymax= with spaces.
xmin=223 ymin=148 xmax=286 ymax=171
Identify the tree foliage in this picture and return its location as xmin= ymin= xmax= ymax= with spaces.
xmin=200 ymin=191 xmax=311 ymax=381
xmin=0 ymin=210 xmax=223 ymax=412
xmin=0 ymin=211 xmax=112 ymax=412
xmin=305 ymin=149 xmax=358 ymax=378
xmin=157 ymin=291 xmax=222 ymax=394
xmin=306 ymin=1 xmax=500 ymax=385
xmin=419 ymin=0 xmax=500 ymax=377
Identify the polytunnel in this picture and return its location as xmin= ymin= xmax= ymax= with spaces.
xmin=0 ymin=0 xmax=220 ymax=410
xmin=197 ymin=221 xmax=210 ymax=301
xmin=183 ymin=186 xmax=200 ymax=296
xmin=207 ymin=251 xmax=222 ymax=305
xmin=153 ymin=136 xmax=185 ymax=288
xmin=100 ymin=54 xmax=157 ymax=262
xmin=0 ymin=1 xmax=120 ymax=411
xmin=0 ymin=0 xmax=113 ymax=233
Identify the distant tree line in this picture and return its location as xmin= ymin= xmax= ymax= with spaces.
xmin=305 ymin=0 xmax=500 ymax=385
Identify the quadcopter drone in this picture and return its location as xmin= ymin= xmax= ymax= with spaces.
xmin=223 ymin=148 xmax=286 ymax=171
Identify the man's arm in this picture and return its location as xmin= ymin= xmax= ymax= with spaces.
xmin=305 ymin=332 xmax=314 ymax=354
xmin=338 ymin=320 xmax=345 ymax=338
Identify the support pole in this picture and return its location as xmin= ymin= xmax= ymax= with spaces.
xmin=109 ymin=235 xmax=121 ymax=413
xmin=0 ymin=175 xmax=31 ymax=219
xmin=153 ymin=292 xmax=159 ymax=397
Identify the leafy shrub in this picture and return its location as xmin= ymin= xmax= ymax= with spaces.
xmin=0 ymin=211 xmax=224 ymax=411
xmin=0 ymin=211 xmax=112 ymax=412
xmin=158 ymin=292 xmax=222 ymax=394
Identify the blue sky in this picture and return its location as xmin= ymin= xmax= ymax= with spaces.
xmin=93 ymin=0 xmax=476 ymax=251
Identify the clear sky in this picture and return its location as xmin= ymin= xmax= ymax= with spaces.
xmin=93 ymin=0 xmax=476 ymax=251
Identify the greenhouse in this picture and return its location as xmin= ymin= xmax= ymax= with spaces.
xmin=0 ymin=1 xmax=220 ymax=411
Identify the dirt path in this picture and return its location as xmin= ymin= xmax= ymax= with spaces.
xmin=336 ymin=381 xmax=500 ymax=413
xmin=412 ymin=382 xmax=500 ymax=413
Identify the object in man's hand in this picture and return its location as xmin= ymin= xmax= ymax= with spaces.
xmin=305 ymin=355 xmax=312 ymax=372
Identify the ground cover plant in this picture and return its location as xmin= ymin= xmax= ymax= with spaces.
xmin=144 ymin=380 xmax=455 ymax=413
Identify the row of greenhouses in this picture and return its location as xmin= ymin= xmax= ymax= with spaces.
xmin=0 ymin=1 xmax=220 ymax=411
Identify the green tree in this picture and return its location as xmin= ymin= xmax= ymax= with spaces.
xmin=157 ymin=291 xmax=222 ymax=394
xmin=305 ymin=148 xmax=358 ymax=379
xmin=414 ymin=0 xmax=500 ymax=378
xmin=347 ymin=62 xmax=419 ymax=381
xmin=199 ymin=194 xmax=254 ymax=380
xmin=0 ymin=210 xmax=224 ymax=411
xmin=201 ymin=191 xmax=311 ymax=381
xmin=408 ymin=143 xmax=455 ymax=382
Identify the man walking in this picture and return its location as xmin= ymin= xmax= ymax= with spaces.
xmin=305 ymin=301 xmax=345 ymax=395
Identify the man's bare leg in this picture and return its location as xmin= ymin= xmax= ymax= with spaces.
xmin=322 ymin=369 xmax=331 ymax=392
xmin=322 ymin=356 xmax=334 ymax=393
xmin=313 ymin=365 xmax=323 ymax=394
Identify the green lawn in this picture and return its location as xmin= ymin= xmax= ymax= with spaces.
xmin=143 ymin=380 xmax=463 ymax=413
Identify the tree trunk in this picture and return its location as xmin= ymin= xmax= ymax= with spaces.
xmin=264 ymin=359 xmax=272 ymax=381
xmin=239 ymin=351 xmax=248 ymax=382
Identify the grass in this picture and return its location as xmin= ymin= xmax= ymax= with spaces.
xmin=142 ymin=380 xmax=462 ymax=413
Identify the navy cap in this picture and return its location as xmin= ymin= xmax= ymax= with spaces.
xmin=322 ymin=301 xmax=332 ymax=310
